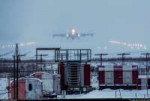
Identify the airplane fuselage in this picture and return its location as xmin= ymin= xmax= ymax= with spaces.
xmin=66 ymin=32 xmax=80 ymax=39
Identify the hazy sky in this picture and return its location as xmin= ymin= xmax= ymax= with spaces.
xmin=0 ymin=0 xmax=150 ymax=57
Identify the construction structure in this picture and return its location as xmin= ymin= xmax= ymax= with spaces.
xmin=58 ymin=49 xmax=92 ymax=94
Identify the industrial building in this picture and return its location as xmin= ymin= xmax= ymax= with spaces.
xmin=98 ymin=65 xmax=138 ymax=89
xmin=57 ymin=49 xmax=92 ymax=94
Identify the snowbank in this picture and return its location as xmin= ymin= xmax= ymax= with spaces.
xmin=64 ymin=89 xmax=150 ymax=99
xmin=0 ymin=78 xmax=8 ymax=99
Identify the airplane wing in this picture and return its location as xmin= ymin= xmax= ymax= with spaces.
xmin=52 ymin=33 xmax=67 ymax=37
xmin=79 ymin=33 xmax=94 ymax=37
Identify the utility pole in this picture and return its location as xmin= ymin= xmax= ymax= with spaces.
xmin=117 ymin=53 xmax=130 ymax=65
xmin=16 ymin=44 xmax=19 ymax=100
xmin=16 ymin=55 xmax=25 ymax=100
xmin=13 ymin=43 xmax=19 ymax=100
xmin=13 ymin=55 xmax=16 ymax=100
xmin=13 ymin=43 xmax=26 ymax=100
xmin=141 ymin=53 xmax=150 ymax=98
xmin=117 ymin=53 xmax=130 ymax=99
xmin=95 ymin=53 xmax=108 ymax=66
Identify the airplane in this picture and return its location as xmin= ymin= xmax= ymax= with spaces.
xmin=52 ymin=27 xmax=94 ymax=40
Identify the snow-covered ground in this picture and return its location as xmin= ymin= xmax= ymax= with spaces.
xmin=64 ymin=89 xmax=150 ymax=99
xmin=0 ymin=78 xmax=8 ymax=99
xmin=1 ymin=73 xmax=150 ymax=99
xmin=91 ymin=72 xmax=99 ymax=89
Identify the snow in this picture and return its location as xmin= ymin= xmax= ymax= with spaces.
xmin=1 ymin=76 xmax=150 ymax=99
xmin=91 ymin=72 xmax=99 ymax=89
xmin=0 ymin=78 xmax=8 ymax=99
xmin=62 ymin=89 xmax=150 ymax=99
xmin=79 ymin=89 xmax=150 ymax=99
xmin=1 ymin=72 xmax=150 ymax=99
xmin=139 ymin=75 xmax=150 ymax=78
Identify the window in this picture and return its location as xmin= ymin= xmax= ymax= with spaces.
xmin=29 ymin=84 xmax=32 ymax=91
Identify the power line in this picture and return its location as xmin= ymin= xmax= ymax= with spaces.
xmin=95 ymin=53 xmax=108 ymax=66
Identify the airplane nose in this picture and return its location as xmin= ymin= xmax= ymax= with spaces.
xmin=72 ymin=28 xmax=76 ymax=35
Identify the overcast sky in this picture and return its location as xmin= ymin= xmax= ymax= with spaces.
xmin=0 ymin=0 xmax=150 ymax=57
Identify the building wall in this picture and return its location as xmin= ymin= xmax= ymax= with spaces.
xmin=98 ymin=66 xmax=105 ymax=84
xmin=99 ymin=65 xmax=139 ymax=88
xmin=123 ymin=65 xmax=132 ymax=84
xmin=114 ymin=66 xmax=123 ymax=84
xmin=105 ymin=65 xmax=114 ymax=84
xmin=10 ymin=79 xmax=26 ymax=100
xmin=53 ymin=74 xmax=61 ymax=94
xmin=58 ymin=62 xmax=66 ymax=90
xmin=25 ymin=78 xmax=42 ymax=99
xmin=84 ymin=64 xmax=91 ymax=86
xmin=132 ymin=65 xmax=138 ymax=84
xmin=42 ymin=73 xmax=53 ymax=92
xmin=10 ymin=78 xmax=42 ymax=100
